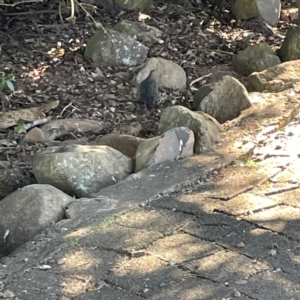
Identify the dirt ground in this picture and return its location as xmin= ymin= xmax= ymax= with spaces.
xmin=1 ymin=1 xmax=300 ymax=299
xmin=0 ymin=0 xmax=291 ymax=164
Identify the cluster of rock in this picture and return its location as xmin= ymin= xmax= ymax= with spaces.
xmin=2 ymin=50 xmax=300 ymax=257
xmin=1 ymin=0 xmax=300 ymax=258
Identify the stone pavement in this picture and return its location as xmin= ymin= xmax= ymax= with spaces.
xmin=1 ymin=93 xmax=300 ymax=299
xmin=1 ymin=148 xmax=300 ymax=300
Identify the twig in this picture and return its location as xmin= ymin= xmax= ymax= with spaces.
xmin=65 ymin=0 xmax=76 ymax=23
xmin=3 ymin=10 xmax=57 ymax=15
xmin=189 ymin=73 xmax=212 ymax=89
xmin=0 ymin=0 xmax=43 ymax=6
xmin=59 ymin=101 xmax=73 ymax=117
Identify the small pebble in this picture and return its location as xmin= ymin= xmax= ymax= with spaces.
xmin=236 ymin=242 xmax=245 ymax=248
xmin=57 ymin=258 xmax=67 ymax=265
xmin=3 ymin=290 xmax=15 ymax=298
xmin=233 ymin=289 xmax=241 ymax=297
xmin=269 ymin=249 xmax=277 ymax=256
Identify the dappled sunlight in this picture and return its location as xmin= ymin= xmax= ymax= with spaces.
xmin=60 ymin=249 xmax=96 ymax=272
xmin=26 ymin=65 xmax=49 ymax=81
xmin=244 ymin=205 xmax=300 ymax=233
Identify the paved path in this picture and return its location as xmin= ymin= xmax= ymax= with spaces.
xmin=1 ymin=97 xmax=300 ymax=299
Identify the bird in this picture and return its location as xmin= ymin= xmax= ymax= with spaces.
xmin=137 ymin=70 xmax=159 ymax=111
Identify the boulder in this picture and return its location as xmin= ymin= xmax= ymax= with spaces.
xmin=159 ymin=106 xmax=220 ymax=154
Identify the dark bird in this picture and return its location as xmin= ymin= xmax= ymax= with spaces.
xmin=137 ymin=70 xmax=159 ymax=110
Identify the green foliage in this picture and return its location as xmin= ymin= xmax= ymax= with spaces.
xmin=15 ymin=119 xmax=31 ymax=133
xmin=69 ymin=237 xmax=81 ymax=246
xmin=0 ymin=71 xmax=15 ymax=92
xmin=92 ymin=216 xmax=121 ymax=231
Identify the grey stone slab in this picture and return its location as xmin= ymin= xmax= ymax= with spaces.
xmin=219 ymin=227 xmax=300 ymax=280
xmin=242 ymin=205 xmax=300 ymax=242
xmin=105 ymin=254 xmax=192 ymax=297
xmin=266 ymin=250 xmax=300 ymax=281
xmin=94 ymin=153 xmax=234 ymax=204
xmin=149 ymin=277 xmax=240 ymax=300
xmin=219 ymin=227 xmax=289 ymax=257
xmin=150 ymin=194 xmax=211 ymax=217
xmin=79 ymin=224 xmax=164 ymax=252
xmin=63 ymin=153 xmax=233 ymax=231
xmin=183 ymin=250 xmax=270 ymax=284
xmin=270 ymin=188 xmax=300 ymax=208
xmin=148 ymin=233 xmax=222 ymax=264
xmin=119 ymin=207 xmax=196 ymax=235
xmin=252 ymin=183 xmax=300 ymax=198
xmin=73 ymin=287 xmax=144 ymax=300
xmin=215 ymin=193 xmax=280 ymax=216
xmin=182 ymin=215 xmax=252 ymax=242
xmin=2 ymin=247 xmax=124 ymax=299
xmin=198 ymin=165 xmax=268 ymax=200
xmin=271 ymin=159 xmax=300 ymax=184
xmin=234 ymin=270 xmax=300 ymax=300
xmin=3 ymin=267 xmax=64 ymax=300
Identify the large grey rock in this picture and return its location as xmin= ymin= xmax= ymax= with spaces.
xmin=32 ymin=144 xmax=133 ymax=198
xmin=135 ymin=127 xmax=194 ymax=172
xmin=159 ymin=106 xmax=220 ymax=154
xmin=200 ymin=76 xmax=251 ymax=124
xmin=256 ymin=0 xmax=280 ymax=26
xmin=136 ymin=57 xmax=187 ymax=90
xmin=93 ymin=133 xmax=145 ymax=158
xmin=232 ymin=0 xmax=259 ymax=21
xmin=40 ymin=119 xmax=104 ymax=141
xmin=114 ymin=20 xmax=162 ymax=45
xmin=248 ymin=60 xmax=300 ymax=92
xmin=277 ymin=26 xmax=300 ymax=62
xmin=232 ymin=0 xmax=280 ymax=25
xmin=0 ymin=184 xmax=74 ymax=257
xmin=84 ymin=27 xmax=148 ymax=68
xmin=232 ymin=43 xmax=281 ymax=77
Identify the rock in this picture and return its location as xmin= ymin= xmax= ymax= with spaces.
xmin=247 ymin=60 xmax=300 ymax=92
xmin=277 ymin=26 xmax=300 ymax=62
xmin=135 ymin=127 xmax=194 ymax=172
xmin=232 ymin=43 xmax=281 ymax=77
xmin=114 ymin=0 xmax=152 ymax=11
xmin=0 ymin=184 xmax=74 ymax=257
xmin=136 ymin=57 xmax=187 ymax=90
xmin=93 ymin=133 xmax=145 ymax=158
xmin=84 ymin=27 xmax=148 ymax=68
xmin=193 ymin=84 xmax=214 ymax=110
xmin=159 ymin=106 xmax=220 ymax=154
xmin=200 ymin=76 xmax=251 ymax=124
xmin=0 ymin=163 xmax=35 ymax=201
xmin=256 ymin=0 xmax=281 ymax=26
xmin=232 ymin=0 xmax=259 ymax=21
xmin=40 ymin=119 xmax=104 ymax=141
xmin=233 ymin=0 xmax=280 ymax=25
xmin=119 ymin=122 xmax=143 ymax=136
xmin=32 ymin=145 xmax=133 ymax=198
xmin=114 ymin=20 xmax=163 ymax=45
xmin=24 ymin=127 xmax=45 ymax=142
xmin=0 ymin=100 xmax=59 ymax=130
